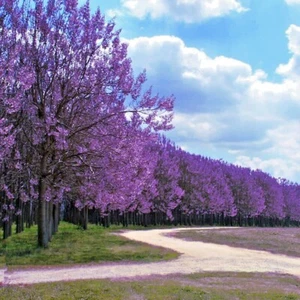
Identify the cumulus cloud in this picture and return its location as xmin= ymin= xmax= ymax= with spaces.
xmin=236 ymin=122 xmax=300 ymax=181
xmin=235 ymin=156 xmax=300 ymax=182
xmin=170 ymin=111 xmax=272 ymax=155
xmin=125 ymin=35 xmax=256 ymax=113
xmin=266 ymin=122 xmax=300 ymax=162
xmin=172 ymin=112 xmax=223 ymax=142
xmin=126 ymin=35 xmax=300 ymax=118
xmin=124 ymin=34 xmax=300 ymax=181
xmin=276 ymin=24 xmax=300 ymax=79
xmin=121 ymin=0 xmax=247 ymax=23
xmin=286 ymin=24 xmax=300 ymax=55
xmin=246 ymin=79 xmax=300 ymax=120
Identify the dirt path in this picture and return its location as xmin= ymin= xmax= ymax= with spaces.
xmin=2 ymin=227 xmax=300 ymax=285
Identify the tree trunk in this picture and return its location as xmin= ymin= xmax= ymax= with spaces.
xmin=81 ymin=206 xmax=88 ymax=230
xmin=2 ymin=197 xmax=12 ymax=239
xmin=38 ymin=172 xmax=48 ymax=247
xmin=52 ymin=203 xmax=59 ymax=234
xmin=47 ymin=201 xmax=53 ymax=242
xmin=16 ymin=201 xmax=24 ymax=234
xmin=3 ymin=220 xmax=10 ymax=240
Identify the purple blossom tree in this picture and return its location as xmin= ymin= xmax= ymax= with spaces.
xmin=223 ymin=165 xmax=265 ymax=225
xmin=252 ymin=170 xmax=285 ymax=222
xmin=150 ymin=136 xmax=184 ymax=223
xmin=0 ymin=0 xmax=174 ymax=246
xmin=178 ymin=152 xmax=236 ymax=225
xmin=280 ymin=178 xmax=300 ymax=223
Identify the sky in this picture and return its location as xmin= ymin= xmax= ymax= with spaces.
xmin=81 ymin=0 xmax=300 ymax=183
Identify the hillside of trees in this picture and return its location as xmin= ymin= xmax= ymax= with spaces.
xmin=1 ymin=0 xmax=299 ymax=247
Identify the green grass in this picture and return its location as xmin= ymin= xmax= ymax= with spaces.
xmin=0 ymin=222 xmax=178 ymax=269
xmin=1 ymin=272 xmax=300 ymax=299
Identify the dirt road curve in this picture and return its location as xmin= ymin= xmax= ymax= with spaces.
xmin=1 ymin=227 xmax=300 ymax=285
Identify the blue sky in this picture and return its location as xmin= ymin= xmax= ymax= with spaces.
xmin=82 ymin=0 xmax=300 ymax=183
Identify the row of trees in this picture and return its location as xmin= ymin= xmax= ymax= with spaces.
xmin=2 ymin=129 xmax=300 ymax=243
xmin=66 ymin=138 xmax=300 ymax=228
xmin=1 ymin=0 xmax=299 ymax=247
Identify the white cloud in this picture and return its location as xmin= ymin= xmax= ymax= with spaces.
xmin=266 ymin=122 xmax=300 ymax=162
xmin=172 ymin=112 xmax=223 ymax=142
xmin=124 ymin=34 xmax=300 ymax=181
xmin=125 ymin=35 xmax=256 ymax=113
xmin=235 ymin=156 xmax=300 ymax=181
xmin=106 ymin=9 xmax=124 ymax=18
xmin=121 ymin=0 xmax=247 ymax=23
xmin=126 ymin=35 xmax=300 ymax=123
xmin=286 ymin=24 xmax=300 ymax=55
xmin=235 ymin=122 xmax=300 ymax=181
xmin=285 ymin=0 xmax=300 ymax=5
xmin=276 ymin=25 xmax=300 ymax=79
xmin=247 ymin=79 xmax=299 ymax=107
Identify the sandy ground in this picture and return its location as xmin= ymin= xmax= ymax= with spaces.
xmin=1 ymin=227 xmax=300 ymax=285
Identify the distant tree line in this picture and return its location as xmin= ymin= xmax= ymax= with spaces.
xmin=63 ymin=136 xmax=300 ymax=228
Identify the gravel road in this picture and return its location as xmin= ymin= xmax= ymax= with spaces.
xmin=2 ymin=227 xmax=300 ymax=285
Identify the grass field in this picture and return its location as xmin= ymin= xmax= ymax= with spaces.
xmin=1 ymin=225 xmax=300 ymax=299
xmin=1 ymin=272 xmax=300 ymax=299
xmin=0 ymin=222 xmax=178 ymax=269
xmin=171 ymin=227 xmax=300 ymax=257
